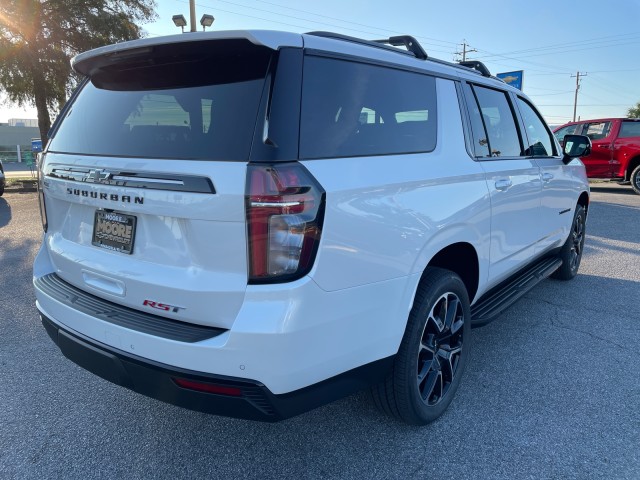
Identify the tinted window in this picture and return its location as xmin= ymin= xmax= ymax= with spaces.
xmin=619 ymin=121 xmax=640 ymax=138
xmin=464 ymin=84 xmax=491 ymax=157
xmin=472 ymin=85 xmax=522 ymax=157
xmin=554 ymin=124 xmax=580 ymax=143
xmin=300 ymin=56 xmax=437 ymax=159
xmin=517 ymin=97 xmax=555 ymax=156
xmin=584 ymin=122 xmax=612 ymax=140
xmin=49 ymin=45 xmax=271 ymax=161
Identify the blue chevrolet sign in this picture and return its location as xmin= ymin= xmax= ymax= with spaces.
xmin=31 ymin=138 xmax=43 ymax=153
xmin=497 ymin=70 xmax=524 ymax=90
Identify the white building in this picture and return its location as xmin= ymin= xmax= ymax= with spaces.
xmin=8 ymin=118 xmax=38 ymax=127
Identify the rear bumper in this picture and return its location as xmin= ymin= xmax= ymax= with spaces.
xmin=41 ymin=313 xmax=393 ymax=422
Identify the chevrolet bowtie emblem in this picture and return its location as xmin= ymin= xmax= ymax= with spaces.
xmin=87 ymin=169 xmax=113 ymax=183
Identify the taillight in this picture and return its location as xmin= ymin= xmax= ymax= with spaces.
xmin=246 ymin=162 xmax=325 ymax=283
xmin=37 ymin=153 xmax=48 ymax=232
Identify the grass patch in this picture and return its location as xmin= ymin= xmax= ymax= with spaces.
xmin=5 ymin=176 xmax=37 ymax=189
xmin=6 ymin=176 xmax=35 ymax=185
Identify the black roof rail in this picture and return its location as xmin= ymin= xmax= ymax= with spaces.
xmin=372 ymin=36 xmax=428 ymax=60
xmin=306 ymin=31 xmax=428 ymax=60
xmin=458 ymin=60 xmax=492 ymax=77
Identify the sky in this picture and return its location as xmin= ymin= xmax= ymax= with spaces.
xmin=2 ymin=0 xmax=640 ymax=127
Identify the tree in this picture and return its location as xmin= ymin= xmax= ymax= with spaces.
xmin=629 ymin=101 xmax=640 ymax=119
xmin=0 ymin=0 xmax=157 ymax=144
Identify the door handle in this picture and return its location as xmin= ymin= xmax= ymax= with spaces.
xmin=495 ymin=179 xmax=512 ymax=191
xmin=542 ymin=173 xmax=554 ymax=182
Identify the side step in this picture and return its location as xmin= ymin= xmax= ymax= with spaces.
xmin=471 ymin=256 xmax=562 ymax=328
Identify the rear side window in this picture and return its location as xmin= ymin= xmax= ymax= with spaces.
xmin=516 ymin=97 xmax=556 ymax=157
xmin=299 ymin=56 xmax=437 ymax=159
xmin=619 ymin=121 xmax=640 ymax=138
xmin=583 ymin=121 xmax=612 ymax=140
xmin=471 ymin=85 xmax=522 ymax=157
xmin=554 ymin=124 xmax=580 ymax=143
xmin=48 ymin=41 xmax=272 ymax=160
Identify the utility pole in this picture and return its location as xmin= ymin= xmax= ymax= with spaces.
xmin=571 ymin=71 xmax=587 ymax=122
xmin=456 ymin=41 xmax=477 ymax=62
xmin=189 ymin=0 xmax=197 ymax=32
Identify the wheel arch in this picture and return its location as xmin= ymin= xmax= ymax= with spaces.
xmin=425 ymin=242 xmax=480 ymax=303
xmin=625 ymin=155 xmax=640 ymax=181
xmin=578 ymin=190 xmax=589 ymax=213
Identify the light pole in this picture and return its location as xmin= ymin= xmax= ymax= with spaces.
xmin=172 ymin=14 xmax=187 ymax=33
xmin=172 ymin=1 xmax=214 ymax=33
xmin=200 ymin=14 xmax=214 ymax=31
xmin=189 ymin=0 xmax=197 ymax=33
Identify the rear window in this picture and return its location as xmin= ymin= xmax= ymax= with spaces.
xmin=48 ymin=41 xmax=272 ymax=160
xmin=619 ymin=121 xmax=640 ymax=138
xmin=299 ymin=56 xmax=437 ymax=159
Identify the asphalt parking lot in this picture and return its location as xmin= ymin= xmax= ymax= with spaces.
xmin=1 ymin=184 xmax=638 ymax=479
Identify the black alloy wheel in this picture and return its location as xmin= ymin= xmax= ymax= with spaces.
xmin=370 ymin=267 xmax=471 ymax=425
xmin=552 ymin=204 xmax=586 ymax=280
xmin=568 ymin=209 xmax=585 ymax=273
xmin=631 ymin=164 xmax=640 ymax=195
xmin=417 ymin=292 xmax=464 ymax=406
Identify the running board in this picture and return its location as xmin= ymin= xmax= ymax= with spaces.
xmin=471 ymin=256 xmax=562 ymax=328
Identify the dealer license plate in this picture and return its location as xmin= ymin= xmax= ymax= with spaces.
xmin=92 ymin=210 xmax=137 ymax=254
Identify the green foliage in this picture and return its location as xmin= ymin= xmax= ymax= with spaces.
xmin=0 ymin=0 xmax=157 ymax=140
xmin=628 ymin=102 xmax=640 ymax=119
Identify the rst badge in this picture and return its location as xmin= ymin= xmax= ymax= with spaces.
xmin=92 ymin=210 xmax=137 ymax=254
xmin=143 ymin=300 xmax=185 ymax=313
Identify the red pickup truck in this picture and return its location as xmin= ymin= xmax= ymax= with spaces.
xmin=554 ymin=118 xmax=640 ymax=194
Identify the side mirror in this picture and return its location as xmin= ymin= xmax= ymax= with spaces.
xmin=562 ymin=134 xmax=591 ymax=165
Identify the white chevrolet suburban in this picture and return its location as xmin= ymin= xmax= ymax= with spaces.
xmin=34 ymin=30 xmax=591 ymax=425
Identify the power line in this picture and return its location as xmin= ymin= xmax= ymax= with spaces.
xmin=473 ymin=48 xmax=574 ymax=75
xmin=226 ymin=0 xmax=459 ymax=48
xmin=475 ymin=32 xmax=640 ymax=59
xmin=172 ymin=0 xmax=456 ymax=53
xmin=529 ymin=91 xmax=574 ymax=96
xmin=535 ymin=104 xmax=629 ymax=107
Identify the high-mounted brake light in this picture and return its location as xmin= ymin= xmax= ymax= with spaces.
xmin=246 ymin=163 xmax=325 ymax=283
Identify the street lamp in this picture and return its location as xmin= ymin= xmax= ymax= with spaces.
xmin=172 ymin=14 xmax=187 ymax=33
xmin=200 ymin=14 xmax=214 ymax=31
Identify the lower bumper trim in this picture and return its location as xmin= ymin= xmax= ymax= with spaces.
xmin=41 ymin=314 xmax=394 ymax=422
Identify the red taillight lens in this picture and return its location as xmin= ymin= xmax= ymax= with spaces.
xmin=246 ymin=163 xmax=325 ymax=283
xmin=173 ymin=378 xmax=243 ymax=397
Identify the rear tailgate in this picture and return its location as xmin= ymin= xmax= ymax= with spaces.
xmin=42 ymin=155 xmax=248 ymax=328
xmin=40 ymin=35 xmax=289 ymax=329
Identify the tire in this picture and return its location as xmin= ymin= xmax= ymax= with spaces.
xmin=552 ymin=204 xmax=586 ymax=280
xmin=631 ymin=164 xmax=640 ymax=195
xmin=0 ymin=183 xmax=4 ymax=197
xmin=371 ymin=267 xmax=471 ymax=425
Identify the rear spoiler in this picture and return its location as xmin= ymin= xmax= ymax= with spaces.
xmin=72 ymin=30 xmax=302 ymax=76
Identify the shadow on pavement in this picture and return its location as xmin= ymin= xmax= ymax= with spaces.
xmin=0 ymin=196 xmax=11 ymax=228
xmin=589 ymin=184 xmax=637 ymax=196
xmin=587 ymin=194 xmax=640 ymax=245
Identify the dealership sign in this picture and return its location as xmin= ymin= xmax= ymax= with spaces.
xmin=497 ymin=71 xmax=524 ymax=90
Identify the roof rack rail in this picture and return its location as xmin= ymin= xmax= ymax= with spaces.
xmin=458 ymin=61 xmax=492 ymax=77
xmin=372 ymin=36 xmax=428 ymax=60
xmin=306 ymin=31 xmax=428 ymax=60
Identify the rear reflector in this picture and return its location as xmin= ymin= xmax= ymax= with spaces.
xmin=172 ymin=378 xmax=243 ymax=397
